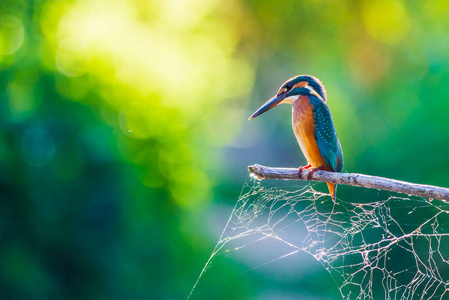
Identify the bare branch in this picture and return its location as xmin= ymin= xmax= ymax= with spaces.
xmin=248 ymin=164 xmax=449 ymax=202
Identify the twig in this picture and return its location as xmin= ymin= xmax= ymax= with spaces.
xmin=248 ymin=164 xmax=449 ymax=202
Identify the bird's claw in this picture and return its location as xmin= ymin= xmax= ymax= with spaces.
xmin=297 ymin=164 xmax=311 ymax=178
xmin=307 ymin=166 xmax=324 ymax=180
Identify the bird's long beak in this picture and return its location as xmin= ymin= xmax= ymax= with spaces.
xmin=248 ymin=94 xmax=286 ymax=120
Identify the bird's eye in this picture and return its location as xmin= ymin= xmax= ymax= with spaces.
xmin=278 ymin=82 xmax=295 ymax=96
xmin=278 ymin=82 xmax=293 ymax=95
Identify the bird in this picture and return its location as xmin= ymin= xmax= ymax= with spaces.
xmin=249 ymin=75 xmax=343 ymax=200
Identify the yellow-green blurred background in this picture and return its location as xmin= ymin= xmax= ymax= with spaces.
xmin=2 ymin=0 xmax=449 ymax=299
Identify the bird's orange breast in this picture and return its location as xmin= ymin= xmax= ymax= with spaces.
xmin=292 ymin=96 xmax=331 ymax=171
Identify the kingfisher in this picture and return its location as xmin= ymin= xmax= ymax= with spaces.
xmin=249 ymin=75 xmax=343 ymax=200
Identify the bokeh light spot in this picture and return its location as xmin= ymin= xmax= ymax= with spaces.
xmin=0 ymin=15 xmax=25 ymax=55
xmin=7 ymin=77 xmax=41 ymax=123
xmin=169 ymin=167 xmax=211 ymax=210
xmin=362 ymin=0 xmax=410 ymax=44
xmin=119 ymin=105 xmax=152 ymax=139
xmin=56 ymin=38 xmax=91 ymax=77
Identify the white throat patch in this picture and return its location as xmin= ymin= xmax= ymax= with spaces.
xmin=281 ymin=95 xmax=300 ymax=104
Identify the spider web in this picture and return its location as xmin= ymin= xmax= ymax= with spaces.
xmin=189 ymin=177 xmax=449 ymax=300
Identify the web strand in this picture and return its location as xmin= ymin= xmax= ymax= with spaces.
xmin=189 ymin=178 xmax=449 ymax=299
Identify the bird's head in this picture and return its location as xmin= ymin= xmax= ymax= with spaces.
xmin=249 ymin=75 xmax=326 ymax=120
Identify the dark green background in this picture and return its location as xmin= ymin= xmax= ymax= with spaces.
xmin=1 ymin=0 xmax=449 ymax=299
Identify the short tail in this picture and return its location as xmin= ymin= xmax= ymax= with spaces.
xmin=327 ymin=182 xmax=338 ymax=201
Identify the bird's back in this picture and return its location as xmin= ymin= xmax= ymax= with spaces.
xmin=312 ymin=97 xmax=343 ymax=172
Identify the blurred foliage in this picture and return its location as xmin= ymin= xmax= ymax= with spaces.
xmin=1 ymin=0 xmax=449 ymax=299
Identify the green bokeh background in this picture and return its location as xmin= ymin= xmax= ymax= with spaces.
xmin=1 ymin=0 xmax=449 ymax=299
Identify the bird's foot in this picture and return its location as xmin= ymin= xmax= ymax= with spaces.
xmin=297 ymin=164 xmax=311 ymax=178
xmin=307 ymin=166 xmax=324 ymax=181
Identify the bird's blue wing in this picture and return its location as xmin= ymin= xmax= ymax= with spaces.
xmin=311 ymin=98 xmax=343 ymax=172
